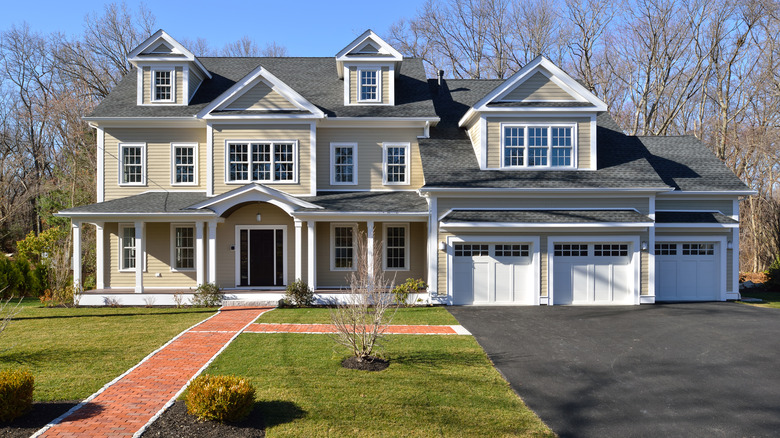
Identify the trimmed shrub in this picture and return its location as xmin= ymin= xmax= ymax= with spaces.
xmin=186 ymin=374 xmax=255 ymax=423
xmin=0 ymin=369 xmax=34 ymax=422
xmin=285 ymin=279 xmax=314 ymax=307
xmin=191 ymin=283 xmax=222 ymax=307
xmin=766 ymin=256 xmax=780 ymax=288
xmin=391 ymin=278 xmax=428 ymax=306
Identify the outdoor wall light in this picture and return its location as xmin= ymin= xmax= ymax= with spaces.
xmin=256 ymin=213 xmax=262 ymax=222
xmin=439 ymin=241 xmax=447 ymax=251
xmin=641 ymin=241 xmax=648 ymax=251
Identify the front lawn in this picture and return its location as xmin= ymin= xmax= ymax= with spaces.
xmin=203 ymin=333 xmax=553 ymax=437
xmin=739 ymin=290 xmax=780 ymax=309
xmin=257 ymin=306 xmax=459 ymax=325
xmin=0 ymin=299 xmax=216 ymax=401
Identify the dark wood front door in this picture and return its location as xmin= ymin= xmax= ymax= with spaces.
xmin=239 ymin=228 xmax=285 ymax=287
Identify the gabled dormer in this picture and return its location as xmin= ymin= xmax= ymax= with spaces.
xmin=127 ymin=30 xmax=212 ymax=106
xmin=336 ymin=30 xmax=403 ymax=106
xmin=459 ymin=56 xmax=607 ymax=171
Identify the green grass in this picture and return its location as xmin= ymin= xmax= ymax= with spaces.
xmin=203 ymin=333 xmax=553 ymax=437
xmin=0 ymin=298 xmax=216 ymax=401
xmin=256 ymin=306 xmax=459 ymax=325
xmin=738 ymin=290 xmax=780 ymax=309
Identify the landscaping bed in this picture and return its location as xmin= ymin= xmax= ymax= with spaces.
xmin=0 ymin=401 xmax=78 ymax=438
xmin=141 ymin=400 xmax=264 ymax=438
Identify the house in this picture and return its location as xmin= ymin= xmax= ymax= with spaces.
xmin=59 ymin=29 xmax=752 ymax=306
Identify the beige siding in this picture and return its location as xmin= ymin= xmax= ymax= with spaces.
xmin=226 ymin=81 xmax=295 ymax=110
xmin=141 ymin=66 xmax=184 ymax=105
xmin=468 ymin=122 xmax=481 ymax=158
xmin=189 ymin=69 xmax=203 ymax=100
xmin=502 ymin=71 xmax=576 ymax=102
xmin=486 ymin=117 xmax=591 ymax=169
xmin=438 ymin=196 xmax=650 ymax=215
xmin=104 ymin=128 xmax=207 ymax=201
xmin=348 ymin=66 xmax=392 ymax=105
xmin=215 ymin=203 xmax=296 ymax=288
xmin=316 ymin=221 xmax=426 ymax=288
xmin=655 ymin=199 xmax=734 ymax=216
xmin=316 ymin=128 xmax=424 ymax=190
xmin=211 ymin=124 xmax=311 ymax=195
xmin=105 ymin=222 xmax=197 ymax=289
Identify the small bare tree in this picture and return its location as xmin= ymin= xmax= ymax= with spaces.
xmin=329 ymin=232 xmax=398 ymax=363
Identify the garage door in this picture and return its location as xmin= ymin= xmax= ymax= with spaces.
xmin=552 ymin=243 xmax=633 ymax=305
xmin=655 ymin=242 xmax=719 ymax=301
xmin=452 ymin=243 xmax=534 ymax=305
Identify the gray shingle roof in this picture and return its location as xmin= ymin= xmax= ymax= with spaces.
xmin=60 ymin=192 xmax=210 ymax=214
xmin=300 ymin=191 xmax=427 ymax=212
xmin=441 ymin=209 xmax=651 ymax=223
xmin=89 ymin=58 xmax=437 ymax=119
xmin=655 ymin=211 xmax=737 ymax=224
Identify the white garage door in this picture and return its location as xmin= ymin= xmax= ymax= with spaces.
xmin=655 ymin=242 xmax=719 ymax=301
xmin=452 ymin=243 xmax=534 ymax=305
xmin=552 ymin=243 xmax=633 ymax=305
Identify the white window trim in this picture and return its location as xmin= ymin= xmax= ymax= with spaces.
xmin=356 ymin=66 xmax=382 ymax=103
xmin=118 ymin=223 xmax=146 ymax=273
xmin=170 ymin=223 xmax=196 ymax=272
xmin=500 ymin=122 xmax=578 ymax=170
xmin=118 ymin=142 xmax=147 ymax=186
xmin=150 ymin=67 xmax=176 ymax=103
xmin=330 ymin=142 xmax=358 ymax=186
xmin=383 ymin=223 xmax=409 ymax=271
xmin=170 ymin=142 xmax=199 ymax=186
xmin=382 ymin=142 xmax=411 ymax=186
xmin=224 ymin=140 xmax=299 ymax=185
xmin=330 ymin=223 xmax=358 ymax=271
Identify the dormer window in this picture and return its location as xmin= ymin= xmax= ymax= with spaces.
xmin=358 ymin=67 xmax=380 ymax=102
xmin=152 ymin=68 xmax=174 ymax=102
xmin=501 ymin=123 xmax=576 ymax=168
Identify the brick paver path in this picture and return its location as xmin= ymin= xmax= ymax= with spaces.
xmin=36 ymin=306 xmax=271 ymax=438
xmin=244 ymin=322 xmax=471 ymax=335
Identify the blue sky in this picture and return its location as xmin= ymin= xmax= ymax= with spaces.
xmin=1 ymin=0 xmax=427 ymax=56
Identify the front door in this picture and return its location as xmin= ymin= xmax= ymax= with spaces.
xmin=238 ymin=228 xmax=285 ymax=287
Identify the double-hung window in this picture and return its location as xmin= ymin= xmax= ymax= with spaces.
xmin=119 ymin=225 xmax=139 ymax=271
xmin=383 ymin=143 xmax=410 ymax=185
xmin=358 ymin=68 xmax=380 ymax=102
xmin=119 ymin=143 xmax=146 ymax=185
xmin=502 ymin=124 xmax=575 ymax=168
xmin=384 ymin=224 xmax=408 ymax=270
xmin=172 ymin=143 xmax=197 ymax=185
xmin=152 ymin=69 xmax=174 ymax=102
xmin=226 ymin=141 xmax=297 ymax=183
xmin=331 ymin=143 xmax=357 ymax=185
xmin=172 ymin=225 xmax=195 ymax=270
xmin=332 ymin=224 xmax=356 ymax=270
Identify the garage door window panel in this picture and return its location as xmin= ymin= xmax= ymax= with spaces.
xmin=655 ymin=243 xmax=677 ymax=255
xmin=554 ymin=244 xmax=588 ymax=257
xmin=683 ymin=243 xmax=714 ymax=256
xmin=495 ymin=244 xmax=529 ymax=257
xmin=454 ymin=244 xmax=489 ymax=257
xmin=594 ymin=244 xmax=628 ymax=257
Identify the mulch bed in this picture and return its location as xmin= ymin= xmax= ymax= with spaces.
xmin=141 ymin=400 xmax=264 ymax=437
xmin=0 ymin=401 xmax=79 ymax=438
xmin=342 ymin=356 xmax=389 ymax=371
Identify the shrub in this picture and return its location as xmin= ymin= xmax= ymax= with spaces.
xmin=191 ymin=283 xmax=222 ymax=307
xmin=0 ymin=369 xmax=34 ymax=422
xmin=284 ymin=279 xmax=314 ymax=307
xmin=766 ymin=256 xmax=780 ymax=288
xmin=186 ymin=374 xmax=255 ymax=423
xmin=391 ymin=278 xmax=428 ymax=307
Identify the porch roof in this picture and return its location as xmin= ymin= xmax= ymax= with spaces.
xmin=440 ymin=209 xmax=651 ymax=224
xmin=655 ymin=211 xmax=737 ymax=224
xmin=300 ymin=191 xmax=428 ymax=213
xmin=58 ymin=191 xmax=211 ymax=216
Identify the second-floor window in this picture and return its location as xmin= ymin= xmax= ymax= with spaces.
xmin=383 ymin=143 xmax=409 ymax=185
xmin=152 ymin=69 xmax=173 ymax=102
xmin=119 ymin=143 xmax=146 ymax=185
xmin=331 ymin=143 xmax=356 ymax=185
xmin=358 ymin=68 xmax=380 ymax=102
xmin=502 ymin=124 xmax=576 ymax=168
xmin=172 ymin=143 xmax=197 ymax=185
xmin=226 ymin=141 xmax=297 ymax=183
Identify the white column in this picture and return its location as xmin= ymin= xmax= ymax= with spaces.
xmin=366 ymin=220 xmax=375 ymax=280
xmin=134 ymin=220 xmax=144 ymax=293
xmin=72 ymin=221 xmax=82 ymax=291
xmin=208 ymin=220 xmax=217 ymax=284
xmin=95 ymin=222 xmax=104 ymax=290
xmin=426 ymin=196 xmax=438 ymax=296
xmin=294 ymin=219 xmax=303 ymax=280
xmin=195 ymin=221 xmax=205 ymax=286
xmin=307 ymin=221 xmax=316 ymax=289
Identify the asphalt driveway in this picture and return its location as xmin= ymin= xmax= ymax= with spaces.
xmin=448 ymin=303 xmax=780 ymax=437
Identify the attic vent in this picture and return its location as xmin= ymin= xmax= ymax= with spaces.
xmin=359 ymin=43 xmax=380 ymax=54
xmin=150 ymin=42 xmax=173 ymax=54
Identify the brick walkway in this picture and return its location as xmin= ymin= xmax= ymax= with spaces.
xmin=35 ymin=306 xmax=271 ymax=438
xmin=244 ymin=322 xmax=472 ymax=335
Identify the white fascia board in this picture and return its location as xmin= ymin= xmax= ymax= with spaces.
xmin=197 ymin=65 xmax=324 ymax=118
xmin=419 ymin=187 xmax=673 ymax=195
xmin=81 ymin=117 xmax=204 ymax=128
xmin=202 ymin=114 xmax=323 ymax=120
xmin=660 ymin=190 xmax=757 ymax=196
xmin=293 ymin=212 xmax=428 ymax=221
xmin=191 ymin=184 xmax=322 ymax=211
xmin=655 ymin=223 xmax=738 ymax=228
xmin=440 ymin=222 xmax=654 ymax=229
xmin=335 ymin=30 xmax=403 ymax=61
xmin=55 ymin=212 xmax=217 ymax=220
xmin=320 ymin=117 xmax=439 ymax=128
